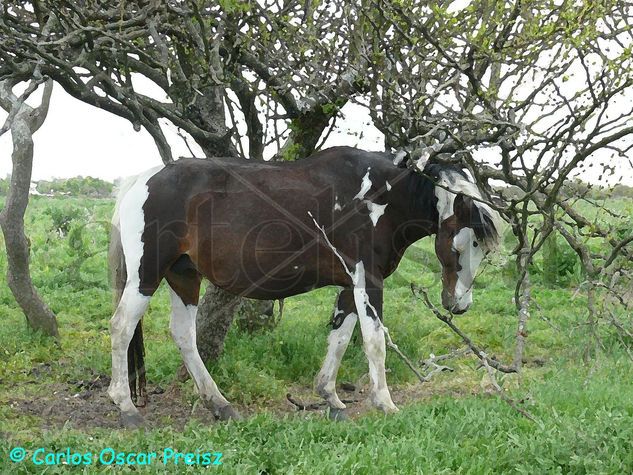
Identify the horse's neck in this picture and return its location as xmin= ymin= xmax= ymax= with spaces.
xmin=395 ymin=216 xmax=437 ymax=250
xmin=387 ymin=170 xmax=439 ymax=251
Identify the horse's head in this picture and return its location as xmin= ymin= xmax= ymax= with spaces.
xmin=431 ymin=168 xmax=502 ymax=314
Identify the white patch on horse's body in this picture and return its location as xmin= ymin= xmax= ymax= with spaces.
xmin=393 ymin=150 xmax=406 ymax=166
xmin=168 ymin=288 xmax=230 ymax=410
xmin=111 ymin=175 xmax=138 ymax=227
xmin=334 ymin=195 xmax=343 ymax=211
xmin=315 ymin=312 xmax=358 ymax=409
xmin=108 ymin=165 xmax=163 ymax=421
xmin=366 ymin=201 xmax=388 ymax=227
xmin=353 ymin=168 xmax=372 ymax=200
xmin=451 ymin=227 xmax=483 ymax=309
xmin=117 ymin=165 xmax=164 ymax=290
xmin=385 ymin=181 xmax=392 ymax=191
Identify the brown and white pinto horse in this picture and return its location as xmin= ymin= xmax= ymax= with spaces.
xmin=108 ymin=146 xmax=502 ymax=426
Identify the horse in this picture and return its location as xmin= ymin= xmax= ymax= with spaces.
xmin=108 ymin=145 xmax=503 ymax=427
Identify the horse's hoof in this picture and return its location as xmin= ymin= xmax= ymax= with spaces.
xmin=379 ymin=404 xmax=399 ymax=414
xmin=134 ymin=394 xmax=148 ymax=408
xmin=121 ymin=411 xmax=145 ymax=429
xmin=372 ymin=392 xmax=399 ymax=414
xmin=328 ymin=407 xmax=348 ymax=421
xmin=216 ymin=405 xmax=242 ymax=421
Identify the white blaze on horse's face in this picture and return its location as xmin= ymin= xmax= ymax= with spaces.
xmin=436 ymin=220 xmax=483 ymax=314
xmin=433 ymin=169 xmax=499 ymax=314
xmin=451 ymin=227 xmax=484 ymax=312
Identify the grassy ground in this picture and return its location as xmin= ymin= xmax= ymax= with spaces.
xmin=1 ymin=195 xmax=632 ymax=474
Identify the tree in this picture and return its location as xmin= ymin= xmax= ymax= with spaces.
xmin=0 ymin=1 xmax=372 ymax=360
xmin=361 ymin=0 xmax=633 ymax=366
xmin=0 ymin=75 xmax=59 ymax=338
xmin=6 ymin=0 xmax=630 ymax=404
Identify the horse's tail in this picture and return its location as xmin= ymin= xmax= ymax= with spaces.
xmin=109 ymin=177 xmax=147 ymax=407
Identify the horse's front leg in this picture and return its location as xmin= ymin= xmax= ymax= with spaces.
xmin=315 ymin=289 xmax=358 ymax=412
xmin=353 ymin=269 xmax=398 ymax=414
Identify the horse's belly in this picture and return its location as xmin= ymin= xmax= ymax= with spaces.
xmin=209 ymin=262 xmax=323 ymax=299
xmin=186 ymin=197 xmax=353 ymax=297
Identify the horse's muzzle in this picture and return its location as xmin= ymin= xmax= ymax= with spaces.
xmin=449 ymin=306 xmax=468 ymax=315
xmin=441 ymin=297 xmax=470 ymax=314
xmin=442 ymin=290 xmax=472 ymax=315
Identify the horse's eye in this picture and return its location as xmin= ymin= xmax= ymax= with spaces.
xmin=473 ymin=242 xmax=479 ymax=248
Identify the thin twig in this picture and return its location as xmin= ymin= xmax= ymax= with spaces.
xmin=480 ymin=352 xmax=537 ymax=422
xmin=410 ymin=284 xmax=536 ymax=421
xmin=286 ymin=393 xmax=361 ymax=411
xmin=382 ymin=328 xmax=430 ymax=383
xmin=309 ymin=213 xmax=431 ymax=384
xmin=410 ymin=284 xmax=517 ymax=373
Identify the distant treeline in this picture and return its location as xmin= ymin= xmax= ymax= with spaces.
xmin=497 ymin=180 xmax=633 ymax=201
xmin=35 ymin=177 xmax=114 ymax=197
xmin=561 ymin=179 xmax=633 ymax=200
xmin=0 ymin=176 xmax=114 ymax=198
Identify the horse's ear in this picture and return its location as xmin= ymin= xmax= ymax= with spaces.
xmin=453 ymin=193 xmax=474 ymax=225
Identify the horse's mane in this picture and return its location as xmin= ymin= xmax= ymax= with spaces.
xmin=406 ymin=162 xmax=444 ymax=219
xmin=433 ymin=164 xmax=502 ymax=251
xmin=394 ymin=155 xmax=502 ymax=251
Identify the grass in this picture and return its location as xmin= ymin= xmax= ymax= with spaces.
xmin=2 ymin=359 xmax=633 ymax=474
xmin=0 ymin=195 xmax=632 ymax=473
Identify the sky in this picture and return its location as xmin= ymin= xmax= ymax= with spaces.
xmin=0 ymin=76 xmax=631 ymax=187
xmin=0 ymin=87 xmax=384 ymax=183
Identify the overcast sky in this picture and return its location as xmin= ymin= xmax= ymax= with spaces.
xmin=0 ymin=86 xmax=384 ymax=183
xmin=1 ymin=82 xmax=631 ymax=186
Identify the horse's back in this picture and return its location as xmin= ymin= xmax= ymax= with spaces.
xmin=128 ymin=148 xmax=398 ymax=298
xmin=142 ymin=147 xmax=392 ymax=212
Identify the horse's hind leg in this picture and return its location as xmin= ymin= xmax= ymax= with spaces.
xmin=315 ymin=289 xmax=358 ymax=417
xmin=166 ymin=268 xmax=240 ymax=421
xmin=108 ymin=286 xmax=151 ymax=428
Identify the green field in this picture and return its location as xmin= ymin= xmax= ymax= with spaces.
xmin=1 ymin=195 xmax=632 ymax=474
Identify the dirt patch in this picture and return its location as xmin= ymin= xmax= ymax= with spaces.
xmin=7 ymin=371 xmax=483 ymax=431
xmin=5 ymin=359 xmax=507 ymax=431
xmin=8 ymin=373 xmax=220 ymax=431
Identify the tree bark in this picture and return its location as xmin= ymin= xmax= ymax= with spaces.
xmin=0 ymin=79 xmax=59 ymax=338
xmin=512 ymin=250 xmax=531 ymax=371
xmin=178 ymin=287 xmax=275 ymax=380
xmin=195 ymin=285 xmax=241 ymax=364
xmin=181 ymin=83 xmax=275 ymax=365
xmin=278 ymin=109 xmax=333 ymax=160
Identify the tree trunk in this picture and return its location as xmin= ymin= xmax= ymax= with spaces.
xmin=0 ymin=80 xmax=58 ymax=338
xmin=178 ymin=286 xmax=275 ymax=380
xmin=195 ymin=285 xmax=242 ymax=364
xmin=234 ymin=298 xmax=276 ymax=334
xmin=278 ymin=110 xmax=333 ymax=161
xmin=182 ymin=83 xmax=276 ymax=366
